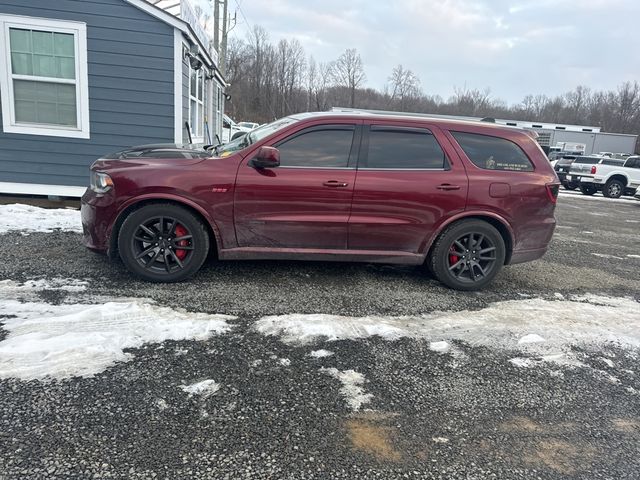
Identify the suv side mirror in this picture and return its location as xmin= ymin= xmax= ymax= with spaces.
xmin=249 ymin=146 xmax=280 ymax=169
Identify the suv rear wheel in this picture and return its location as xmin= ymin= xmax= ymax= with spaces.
xmin=428 ymin=220 xmax=506 ymax=291
xmin=118 ymin=204 xmax=210 ymax=282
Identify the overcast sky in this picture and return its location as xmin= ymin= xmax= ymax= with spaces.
xmin=229 ymin=0 xmax=639 ymax=105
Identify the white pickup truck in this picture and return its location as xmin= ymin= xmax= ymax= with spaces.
xmin=568 ymin=155 xmax=640 ymax=198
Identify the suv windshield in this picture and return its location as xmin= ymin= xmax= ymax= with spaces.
xmin=215 ymin=117 xmax=299 ymax=157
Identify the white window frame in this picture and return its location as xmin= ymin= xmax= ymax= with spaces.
xmin=0 ymin=14 xmax=90 ymax=139
xmin=188 ymin=64 xmax=204 ymax=143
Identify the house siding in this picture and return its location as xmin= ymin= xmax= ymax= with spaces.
xmin=0 ymin=0 xmax=176 ymax=188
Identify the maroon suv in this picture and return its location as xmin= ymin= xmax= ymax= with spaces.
xmin=81 ymin=112 xmax=559 ymax=290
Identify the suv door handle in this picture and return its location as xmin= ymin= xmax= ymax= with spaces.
xmin=437 ymin=184 xmax=461 ymax=191
xmin=323 ymin=180 xmax=349 ymax=188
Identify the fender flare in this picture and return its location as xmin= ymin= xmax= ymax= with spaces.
xmin=108 ymin=193 xmax=223 ymax=254
xmin=419 ymin=210 xmax=515 ymax=261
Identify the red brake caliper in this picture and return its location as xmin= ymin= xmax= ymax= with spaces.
xmin=449 ymin=246 xmax=459 ymax=266
xmin=174 ymin=224 xmax=189 ymax=260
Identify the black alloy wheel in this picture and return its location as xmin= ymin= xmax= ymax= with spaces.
xmin=428 ymin=220 xmax=506 ymax=291
xmin=446 ymin=232 xmax=498 ymax=284
xmin=131 ymin=216 xmax=193 ymax=274
xmin=118 ymin=204 xmax=209 ymax=282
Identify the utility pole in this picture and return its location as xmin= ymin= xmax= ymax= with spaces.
xmin=213 ymin=0 xmax=220 ymax=51
xmin=220 ymin=0 xmax=228 ymax=76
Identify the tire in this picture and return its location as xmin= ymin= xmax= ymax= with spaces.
xmin=579 ymin=184 xmax=597 ymax=196
xmin=428 ymin=220 xmax=506 ymax=291
xmin=602 ymin=179 xmax=624 ymax=199
xmin=118 ymin=203 xmax=210 ymax=282
xmin=563 ymin=182 xmax=578 ymax=191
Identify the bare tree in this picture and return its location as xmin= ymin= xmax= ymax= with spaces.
xmin=388 ymin=64 xmax=421 ymax=110
xmin=331 ymin=48 xmax=366 ymax=107
xmin=223 ymin=24 xmax=640 ymax=152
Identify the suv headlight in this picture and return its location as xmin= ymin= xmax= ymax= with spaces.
xmin=90 ymin=171 xmax=114 ymax=194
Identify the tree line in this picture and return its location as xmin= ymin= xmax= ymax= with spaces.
xmin=225 ymin=26 xmax=640 ymax=144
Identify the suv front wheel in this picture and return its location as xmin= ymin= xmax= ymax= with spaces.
xmin=428 ymin=220 xmax=506 ymax=291
xmin=118 ymin=203 xmax=210 ymax=282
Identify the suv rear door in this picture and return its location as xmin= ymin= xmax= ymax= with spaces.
xmin=348 ymin=122 xmax=468 ymax=253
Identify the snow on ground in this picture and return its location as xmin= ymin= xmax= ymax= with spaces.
xmin=429 ymin=341 xmax=450 ymax=353
xmin=310 ymin=349 xmax=334 ymax=358
xmin=0 ymin=278 xmax=88 ymax=293
xmin=321 ymin=368 xmax=373 ymax=411
xmin=558 ymin=190 xmax=638 ymax=204
xmin=179 ymin=379 xmax=221 ymax=398
xmin=0 ymin=295 xmax=235 ymax=380
xmin=592 ymin=253 xmax=623 ymax=260
xmin=0 ymin=204 xmax=81 ymax=234
xmin=255 ymin=295 xmax=640 ymax=367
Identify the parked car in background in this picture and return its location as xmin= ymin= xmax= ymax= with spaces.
xmin=554 ymin=155 xmax=581 ymax=189
xmin=221 ymin=115 xmax=252 ymax=143
xmin=237 ymin=122 xmax=260 ymax=130
xmin=568 ymin=156 xmax=640 ymax=197
xmin=81 ymin=112 xmax=559 ymax=291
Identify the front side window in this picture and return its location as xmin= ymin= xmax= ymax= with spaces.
xmin=0 ymin=15 xmax=89 ymax=138
xmin=452 ymin=132 xmax=534 ymax=171
xmin=365 ymin=128 xmax=446 ymax=169
xmin=276 ymin=127 xmax=354 ymax=168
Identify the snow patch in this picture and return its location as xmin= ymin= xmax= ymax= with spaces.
xmin=429 ymin=341 xmax=450 ymax=353
xmin=509 ymin=357 xmax=536 ymax=368
xmin=518 ymin=334 xmax=545 ymax=344
xmin=255 ymin=295 xmax=640 ymax=367
xmin=0 ymin=300 xmax=235 ymax=380
xmin=321 ymin=368 xmax=373 ymax=411
xmin=278 ymin=358 xmax=291 ymax=366
xmin=180 ymin=379 xmax=220 ymax=397
xmin=432 ymin=437 xmax=450 ymax=444
xmin=310 ymin=349 xmax=334 ymax=358
xmin=627 ymin=255 xmax=640 ymax=259
xmin=591 ymin=253 xmax=623 ymax=260
xmin=0 ymin=204 xmax=81 ymax=234
xmin=0 ymin=278 xmax=88 ymax=294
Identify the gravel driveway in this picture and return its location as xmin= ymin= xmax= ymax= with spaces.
xmin=0 ymin=192 xmax=639 ymax=479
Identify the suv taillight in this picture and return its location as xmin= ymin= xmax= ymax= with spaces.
xmin=591 ymin=165 xmax=597 ymax=174
xmin=545 ymin=183 xmax=560 ymax=204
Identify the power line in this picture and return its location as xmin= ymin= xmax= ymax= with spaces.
xmin=233 ymin=0 xmax=251 ymax=31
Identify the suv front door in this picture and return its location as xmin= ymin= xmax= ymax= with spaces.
xmin=234 ymin=122 xmax=360 ymax=249
xmin=348 ymin=123 xmax=468 ymax=253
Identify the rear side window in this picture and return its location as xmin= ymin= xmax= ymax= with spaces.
xmin=602 ymin=159 xmax=625 ymax=166
xmin=365 ymin=127 xmax=446 ymax=169
xmin=276 ymin=126 xmax=354 ymax=168
xmin=452 ymin=132 xmax=534 ymax=172
xmin=573 ymin=157 xmax=600 ymax=164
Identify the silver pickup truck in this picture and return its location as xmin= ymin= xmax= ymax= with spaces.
xmin=568 ymin=155 xmax=640 ymax=198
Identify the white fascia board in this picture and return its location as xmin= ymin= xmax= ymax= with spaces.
xmin=0 ymin=182 xmax=87 ymax=198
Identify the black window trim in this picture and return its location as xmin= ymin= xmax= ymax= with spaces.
xmin=273 ymin=124 xmax=360 ymax=170
xmin=358 ymin=124 xmax=451 ymax=171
